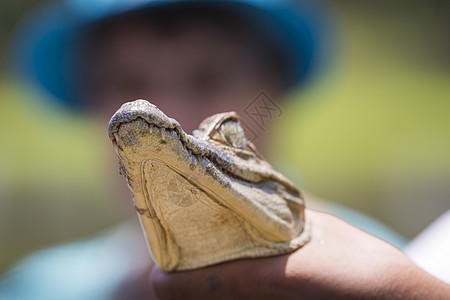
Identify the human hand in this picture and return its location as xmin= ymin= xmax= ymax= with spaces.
xmin=148 ymin=209 xmax=450 ymax=299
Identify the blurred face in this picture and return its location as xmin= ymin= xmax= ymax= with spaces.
xmin=83 ymin=11 xmax=285 ymax=134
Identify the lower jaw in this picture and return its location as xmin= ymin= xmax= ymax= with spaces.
xmin=139 ymin=158 xmax=309 ymax=271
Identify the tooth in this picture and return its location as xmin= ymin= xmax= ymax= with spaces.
xmin=182 ymin=141 xmax=187 ymax=148
xmin=160 ymin=127 xmax=166 ymax=140
xmin=113 ymin=132 xmax=119 ymax=141
xmin=149 ymin=124 xmax=153 ymax=133
xmin=189 ymin=160 xmax=196 ymax=170
xmin=191 ymin=155 xmax=197 ymax=164
xmin=201 ymin=158 xmax=209 ymax=168
xmin=172 ymin=130 xmax=178 ymax=138
xmin=188 ymin=149 xmax=192 ymax=156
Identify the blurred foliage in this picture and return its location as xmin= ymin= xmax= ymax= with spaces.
xmin=0 ymin=0 xmax=45 ymax=68
xmin=333 ymin=0 xmax=449 ymax=69
xmin=0 ymin=80 xmax=127 ymax=272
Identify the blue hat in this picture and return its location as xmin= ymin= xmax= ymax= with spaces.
xmin=9 ymin=0 xmax=329 ymax=109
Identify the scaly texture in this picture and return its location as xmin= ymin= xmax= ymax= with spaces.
xmin=108 ymin=99 xmax=310 ymax=271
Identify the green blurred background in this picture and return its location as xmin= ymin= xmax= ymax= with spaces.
xmin=1 ymin=0 xmax=449 ymax=272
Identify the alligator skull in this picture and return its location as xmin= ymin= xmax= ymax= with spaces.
xmin=108 ymin=99 xmax=309 ymax=271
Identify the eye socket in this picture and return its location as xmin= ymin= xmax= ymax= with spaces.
xmin=218 ymin=120 xmax=245 ymax=149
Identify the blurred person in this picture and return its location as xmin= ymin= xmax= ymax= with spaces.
xmin=1 ymin=0 xmax=449 ymax=299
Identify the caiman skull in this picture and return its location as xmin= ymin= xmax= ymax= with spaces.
xmin=108 ymin=99 xmax=309 ymax=271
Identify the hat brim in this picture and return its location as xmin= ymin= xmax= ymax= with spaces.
xmin=9 ymin=0 xmax=328 ymax=109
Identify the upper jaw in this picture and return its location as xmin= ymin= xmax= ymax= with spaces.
xmin=107 ymin=99 xmax=234 ymax=175
xmin=107 ymin=99 xmax=298 ymax=190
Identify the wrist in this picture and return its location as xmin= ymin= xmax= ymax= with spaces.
xmin=385 ymin=259 xmax=450 ymax=299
